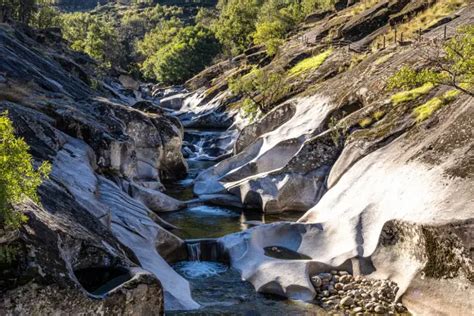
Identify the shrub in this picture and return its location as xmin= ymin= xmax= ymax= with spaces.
xmin=61 ymin=12 xmax=123 ymax=68
xmin=0 ymin=112 xmax=50 ymax=229
xmin=229 ymin=66 xmax=288 ymax=115
xmin=387 ymin=25 xmax=473 ymax=96
xmin=140 ymin=25 xmax=220 ymax=84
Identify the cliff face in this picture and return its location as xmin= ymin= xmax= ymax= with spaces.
xmin=0 ymin=24 xmax=197 ymax=311
xmin=174 ymin=1 xmax=473 ymax=313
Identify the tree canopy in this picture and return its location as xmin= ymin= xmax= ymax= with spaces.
xmin=0 ymin=112 xmax=50 ymax=230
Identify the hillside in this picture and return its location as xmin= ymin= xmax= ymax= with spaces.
xmin=0 ymin=0 xmax=473 ymax=315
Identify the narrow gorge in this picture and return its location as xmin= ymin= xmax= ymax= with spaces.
xmin=0 ymin=0 xmax=473 ymax=315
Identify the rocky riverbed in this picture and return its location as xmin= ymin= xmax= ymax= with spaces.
xmin=311 ymin=271 xmax=407 ymax=314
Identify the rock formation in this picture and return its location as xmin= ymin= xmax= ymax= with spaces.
xmin=0 ymin=24 xmax=198 ymax=311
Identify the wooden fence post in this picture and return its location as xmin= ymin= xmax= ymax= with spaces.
xmin=394 ymin=28 xmax=397 ymax=45
xmin=383 ymin=35 xmax=386 ymax=49
xmin=444 ymin=25 xmax=447 ymax=40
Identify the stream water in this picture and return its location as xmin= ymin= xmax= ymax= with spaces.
xmin=162 ymin=128 xmax=324 ymax=315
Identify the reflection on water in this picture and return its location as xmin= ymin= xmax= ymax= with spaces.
xmin=163 ymin=129 xmax=319 ymax=315
xmin=168 ymin=262 xmax=325 ymax=316
xmin=161 ymin=204 xmax=301 ymax=239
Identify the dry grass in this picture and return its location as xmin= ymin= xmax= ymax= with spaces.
xmin=372 ymin=0 xmax=469 ymax=47
xmin=346 ymin=0 xmax=384 ymax=16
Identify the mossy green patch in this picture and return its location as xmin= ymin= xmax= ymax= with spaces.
xmin=359 ymin=117 xmax=373 ymax=128
xmin=390 ymin=83 xmax=435 ymax=106
xmin=289 ymin=48 xmax=333 ymax=76
xmin=413 ymin=89 xmax=459 ymax=122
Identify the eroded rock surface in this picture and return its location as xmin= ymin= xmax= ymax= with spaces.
xmin=0 ymin=24 xmax=197 ymax=311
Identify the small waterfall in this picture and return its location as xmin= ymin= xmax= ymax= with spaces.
xmin=187 ymin=242 xmax=201 ymax=261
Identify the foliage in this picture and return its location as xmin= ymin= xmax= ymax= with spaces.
xmin=0 ymin=112 xmax=50 ymax=230
xmin=328 ymin=116 xmax=349 ymax=147
xmin=229 ymin=66 xmax=288 ymax=115
xmin=390 ymin=83 xmax=435 ymax=106
xmin=289 ymin=48 xmax=333 ymax=76
xmin=0 ymin=244 xmax=18 ymax=265
xmin=139 ymin=25 xmax=220 ymax=84
xmin=31 ymin=0 xmax=60 ymax=29
xmin=301 ymin=0 xmax=335 ymax=16
xmin=253 ymin=20 xmax=287 ymax=56
xmin=252 ymin=0 xmax=303 ymax=56
xmin=413 ymin=89 xmax=460 ymax=122
xmin=195 ymin=7 xmax=219 ymax=28
xmin=0 ymin=0 xmax=37 ymax=23
xmin=60 ymin=12 xmax=123 ymax=68
xmin=213 ymin=0 xmax=262 ymax=55
xmin=372 ymin=0 xmax=469 ymax=48
xmin=387 ymin=26 xmax=474 ymax=96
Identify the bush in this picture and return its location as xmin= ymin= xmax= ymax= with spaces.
xmin=60 ymin=12 xmax=123 ymax=69
xmin=0 ymin=112 xmax=50 ymax=230
xmin=140 ymin=25 xmax=220 ymax=84
xmin=229 ymin=66 xmax=288 ymax=115
xmin=213 ymin=0 xmax=262 ymax=55
xmin=387 ymin=25 xmax=473 ymax=96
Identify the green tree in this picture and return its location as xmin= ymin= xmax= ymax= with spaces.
xmin=0 ymin=112 xmax=50 ymax=230
xmin=31 ymin=0 xmax=60 ymax=29
xmin=229 ymin=66 xmax=288 ymax=115
xmin=140 ymin=25 xmax=221 ymax=84
xmin=388 ymin=25 xmax=474 ymax=96
xmin=301 ymin=0 xmax=335 ymax=16
xmin=213 ymin=0 xmax=262 ymax=55
xmin=61 ymin=12 xmax=123 ymax=68
xmin=0 ymin=0 xmax=37 ymax=24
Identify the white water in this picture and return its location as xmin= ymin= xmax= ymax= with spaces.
xmin=174 ymin=261 xmax=228 ymax=279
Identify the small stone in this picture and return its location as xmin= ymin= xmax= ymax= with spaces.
xmin=340 ymin=296 xmax=354 ymax=307
xmin=320 ymin=273 xmax=332 ymax=280
xmin=338 ymin=290 xmax=345 ymax=295
xmin=339 ymin=271 xmax=349 ymax=276
xmin=353 ymin=307 xmax=363 ymax=312
xmin=331 ymin=270 xmax=338 ymax=275
xmin=322 ymin=290 xmax=329 ymax=297
xmin=311 ymin=276 xmax=322 ymax=288
xmin=343 ymin=284 xmax=353 ymax=291
xmin=374 ymin=305 xmax=386 ymax=313
xmin=335 ymin=283 xmax=343 ymax=290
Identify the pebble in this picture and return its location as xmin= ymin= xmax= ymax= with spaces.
xmin=343 ymin=284 xmax=353 ymax=291
xmin=311 ymin=276 xmax=322 ymax=288
xmin=310 ymin=271 xmax=408 ymax=314
xmin=374 ymin=305 xmax=386 ymax=313
xmin=340 ymin=296 xmax=354 ymax=307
